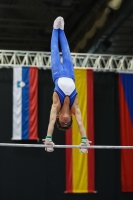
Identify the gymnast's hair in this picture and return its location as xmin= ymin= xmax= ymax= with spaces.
xmin=56 ymin=117 xmax=73 ymax=131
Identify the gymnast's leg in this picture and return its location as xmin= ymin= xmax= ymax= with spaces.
xmin=59 ymin=25 xmax=75 ymax=80
xmin=51 ymin=19 xmax=62 ymax=82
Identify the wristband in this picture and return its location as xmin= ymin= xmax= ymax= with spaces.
xmin=81 ymin=137 xmax=88 ymax=140
xmin=46 ymin=136 xmax=52 ymax=139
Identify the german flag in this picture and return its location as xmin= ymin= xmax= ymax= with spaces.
xmin=66 ymin=68 xmax=95 ymax=193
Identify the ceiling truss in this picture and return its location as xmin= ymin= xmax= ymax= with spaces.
xmin=0 ymin=50 xmax=133 ymax=72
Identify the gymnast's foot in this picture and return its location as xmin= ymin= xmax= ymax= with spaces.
xmin=53 ymin=16 xmax=64 ymax=30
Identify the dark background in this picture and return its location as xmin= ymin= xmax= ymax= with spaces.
xmin=0 ymin=0 xmax=133 ymax=55
xmin=0 ymin=69 xmax=132 ymax=200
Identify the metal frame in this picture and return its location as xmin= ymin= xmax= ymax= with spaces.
xmin=0 ymin=143 xmax=133 ymax=149
xmin=0 ymin=50 xmax=133 ymax=71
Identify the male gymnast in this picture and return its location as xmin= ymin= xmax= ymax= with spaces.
xmin=43 ymin=17 xmax=91 ymax=153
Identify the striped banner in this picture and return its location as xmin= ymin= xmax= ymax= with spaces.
xmin=119 ymin=73 xmax=133 ymax=192
xmin=66 ymin=68 xmax=95 ymax=193
xmin=13 ymin=67 xmax=38 ymax=140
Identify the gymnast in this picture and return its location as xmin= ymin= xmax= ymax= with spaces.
xmin=43 ymin=17 xmax=91 ymax=152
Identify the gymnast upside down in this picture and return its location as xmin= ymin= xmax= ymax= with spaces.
xmin=43 ymin=17 xmax=91 ymax=153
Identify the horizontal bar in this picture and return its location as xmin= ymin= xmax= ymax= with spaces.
xmin=0 ymin=143 xmax=133 ymax=149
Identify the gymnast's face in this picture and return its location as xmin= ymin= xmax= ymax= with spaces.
xmin=59 ymin=113 xmax=71 ymax=127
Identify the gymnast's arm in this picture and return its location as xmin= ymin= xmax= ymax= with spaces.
xmin=71 ymin=96 xmax=87 ymax=138
xmin=46 ymin=93 xmax=59 ymax=137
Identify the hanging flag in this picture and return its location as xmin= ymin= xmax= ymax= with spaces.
xmin=66 ymin=68 xmax=95 ymax=193
xmin=13 ymin=67 xmax=38 ymax=140
xmin=119 ymin=73 xmax=133 ymax=192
